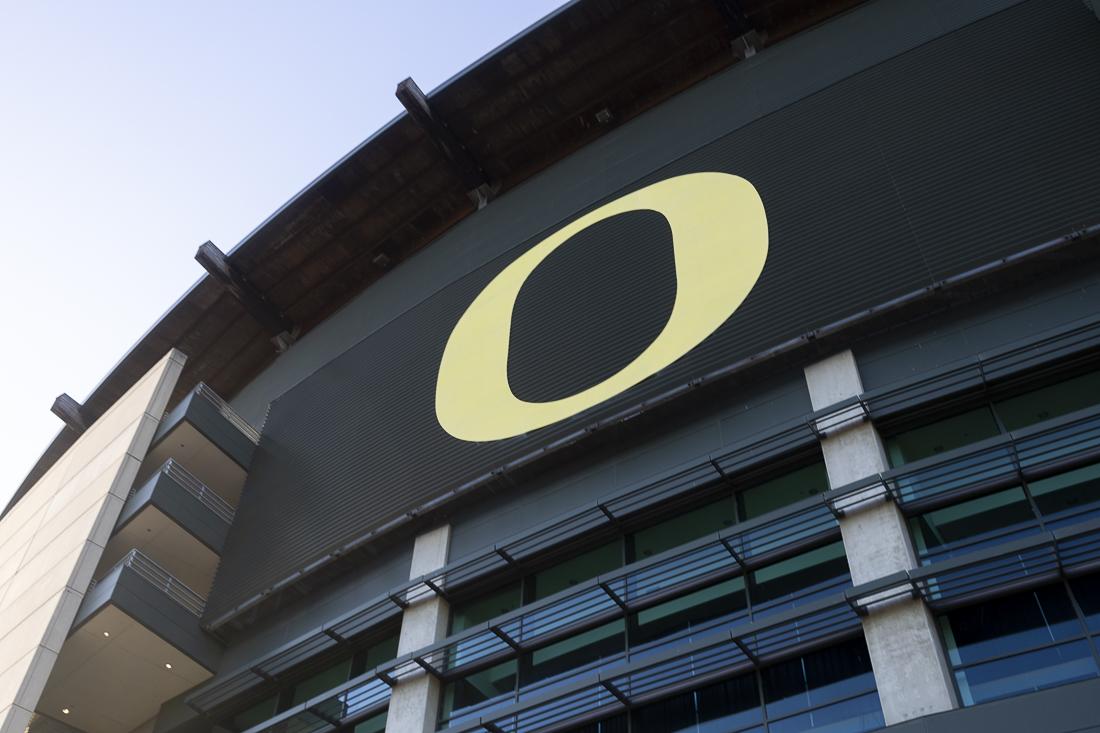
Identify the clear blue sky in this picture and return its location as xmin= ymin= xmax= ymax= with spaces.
xmin=0 ymin=1 xmax=564 ymax=508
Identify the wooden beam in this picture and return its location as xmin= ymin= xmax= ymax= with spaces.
xmin=395 ymin=77 xmax=492 ymax=207
xmin=51 ymin=393 xmax=88 ymax=433
xmin=195 ymin=241 xmax=297 ymax=350
xmin=713 ymin=0 xmax=760 ymax=58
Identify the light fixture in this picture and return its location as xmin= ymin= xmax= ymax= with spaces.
xmin=164 ymin=662 xmax=173 ymax=670
xmin=61 ymin=709 xmax=70 ymax=715
xmin=102 ymin=631 xmax=110 ymax=638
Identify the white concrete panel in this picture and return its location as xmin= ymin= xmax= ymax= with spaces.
xmin=0 ymin=350 xmax=185 ymax=733
xmin=804 ymin=350 xmax=957 ymax=724
xmin=388 ymin=525 xmax=450 ymax=733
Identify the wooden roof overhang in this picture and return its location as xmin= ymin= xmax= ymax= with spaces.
xmin=7 ymin=0 xmax=866 ymax=516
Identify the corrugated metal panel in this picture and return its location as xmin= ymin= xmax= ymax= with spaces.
xmin=206 ymin=0 xmax=1100 ymax=623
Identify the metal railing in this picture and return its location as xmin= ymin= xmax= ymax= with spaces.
xmin=189 ymin=317 xmax=1100 ymax=716
xmin=99 ymin=549 xmax=208 ymax=617
xmin=196 ymin=382 xmax=262 ymax=445
xmin=163 ymin=459 xmax=236 ymax=523
xmin=129 ymin=459 xmax=236 ymax=524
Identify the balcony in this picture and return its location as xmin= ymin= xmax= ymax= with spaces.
xmin=143 ymin=383 xmax=260 ymax=505
xmin=35 ymin=550 xmax=220 ymax=733
xmin=97 ymin=459 xmax=233 ymax=598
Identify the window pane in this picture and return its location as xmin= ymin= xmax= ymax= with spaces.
xmin=1069 ymin=573 xmax=1100 ymax=634
xmin=631 ymin=671 xmax=762 ymax=733
xmin=441 ymin=660 xmax=517 ymax=720
xmin=954 ymin=639 xmax=1098 ymax=705
xmin=695 ymin=672 xmax=763 ymax=733
xmin=995 ymin=370 xmax=1100 ymax=431
xmin=232 ymin=697 xmax=278 ymax=730
xmin=354 ymin=633 xmax=399 ymax=673
xmin=884 ymin=407 xmax=1000 ymax=467
xmin=1028 ymin=463 xmax=1100 ymax=526
xmin=351 ymin=710 xmax=387 ymax=733
xmin=563 ymin=714 xmax=629 ymax=733
xmin=525 ymin=620 xmax=625 ymax=684
xmin=291 ymin=659 xmax=352 ymax=706
xmin=908 ymin=488 xmax=1036 ymax=563
xmin=451 ymin=582 xmax=522 ymax=634
xmin=751 ymin=542 xmax=849 ymax=616
xmin=632 ymin=577 xmax=748 ymax=648
xmin=632 ymin=497 xmax=736 ymax=560
xmin=939 ymin=584 xmax=1082 ymax=666
xmin=741 ymin=463 xmax=829 ymax=520
xmin=532 ymin=542 xmax=622 ymax=601
xmin=763 ymin=638 xmax=877 ymax=719
xmin=768 ymin=690 xmax=884 ymax=733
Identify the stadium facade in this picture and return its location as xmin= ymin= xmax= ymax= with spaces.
xmin=4 ymin=0 xmax=1100 ymax=732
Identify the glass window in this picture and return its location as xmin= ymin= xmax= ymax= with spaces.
xmin=631 ymin=497 xmax=736 ymax=560
xmin=531 ymin=542 xmax=622 ymax=601
xmin=290 ymin=658 xmax=352 ymax=706
xmin=1028 ymin=463 xmax=1100 ymax=526
xmin=353 ymin=633 xmax=399 ymax=675
xmin=632 ymin=577 xmax=748 ymax=650
xmin=524 ymin=619 xmax=626 ymax=684
xmin=740 ymin=463 xmax=829 ymax=520
xmin=750 ymin=542 xmax=849 ymax=616
xmin=1070 ymin=573 xmax=1100 ymax=634
xmin=951 ymin=639 xmax=1097 ymax=705
xmin=762 ymin=638 xmax=877 ymax=720
xmin=885 ymin=407 xmax=1001 ymax=467
xmin=563 ymin=715 xmax=629 ymax=733
xmin=939 ymin=583 xmax=1099 ymax=705
xmin=908 ymin=487 xmax=1036 ymax=563
xmin=441 ymin=660 xmax=518 ymax=722
xmin=231 ymin=697 xmax=277 ymax=731
xmin=632 ymin=670 xmax=762 ymax=733
xmin=995 ymin=370 xmax=1100 ymax=431
xmin=349 ymin=710 xmax=386 ymax=733
xmin=451 ymin=582 xmax=522 ymax=634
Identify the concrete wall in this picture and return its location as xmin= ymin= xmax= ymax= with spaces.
xmin=0 ymin=350 xmax=185 ymax=733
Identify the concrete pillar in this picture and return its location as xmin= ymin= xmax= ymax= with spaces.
xmin=386 ymin=525 xmax=451 ymax=733
xmin=804 ymin=351 xmax=957 ymax=725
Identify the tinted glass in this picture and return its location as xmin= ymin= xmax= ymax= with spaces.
xmin=939 ymin=584 xmax=1081 ymax=667
xmin=740 ymin=463 xmax=829 ymax=520
xmin=441 ymin=660 xmax=518 ymax=720
xmin=751 ymin=542 xmax=848 ymax=615
xmin=290 ymin=659 xmax=351 ymax=706
xmin=762 ymin=637 xmax=877 ymax=719
xmin=451 ymin=582 xmax=522 ymax=634
xmin=768 ymin=691 xmax=883 ymax=733
xmin=995 ymin=370 xmax=1100 ymax=431
xmin=953 ymin=639 xmax=1097 ymax=705
xmin=908 ymin=487 xmax=1036 ymax=562
xmin=232 ymin=696 xmax=277 ymax=730
xmin=632 ymin=576 xmax=748 ymax=649
xmin=1028 ymin=463 xmax=1100 ymax=525
xmin=885 ymin=407 xmax=1000 ymax=467
xmin=350 ymin=710 xmax=387 ymax=733
xmin=525 ymin=619 xmax=626 ymax=684
xmin=532 ymin=542 xmax=622 ymax=601
xmin=632 ymin=497 xmax=736 ymax=560
xmin=1069 ymin=573 xmax=1100 ymax=633
xmin=632 ymin=671 xmax=761 ymax=733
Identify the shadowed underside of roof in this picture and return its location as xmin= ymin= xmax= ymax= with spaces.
xmin=8 ymin=0 xmax=866 ymax=516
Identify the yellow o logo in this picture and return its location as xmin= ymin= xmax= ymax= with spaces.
xmin=436 ymin=172 xmax=768 ymax=442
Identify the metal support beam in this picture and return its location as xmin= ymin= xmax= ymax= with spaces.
xmin=395 ymin=77 xmax=492 ymax=208
xmin=50 ymin=393 xmax=88 ymax=433
xmin=195 ymin=240 xmax=297 ymax=350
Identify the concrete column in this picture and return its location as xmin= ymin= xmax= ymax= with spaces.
xmin=386 ymin=525 xmax=451 ymax=733
xmin=804 ymin=351 xmax=957 ymax=725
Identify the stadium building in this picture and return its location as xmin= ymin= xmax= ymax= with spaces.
xmin=4 ymin=0 xmax=1100 ymax=732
